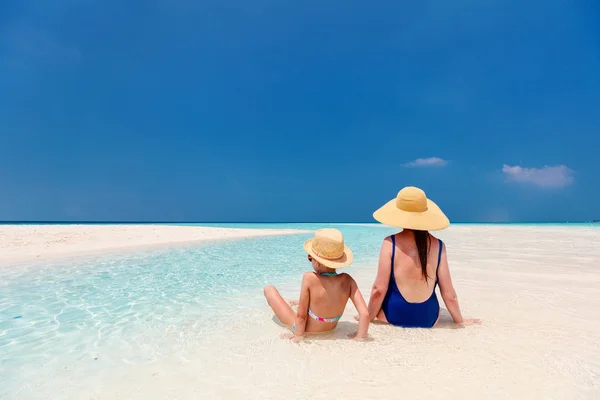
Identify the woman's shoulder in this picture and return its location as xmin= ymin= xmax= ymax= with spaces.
xmin=381 ymin=234 xmax=394 ymax=246
xmin=427 ymin=235 xmax=446 ymax=255
xmin=428 ymin=234 xmax=444 ymax=246
xmin=379 ymin=234 xmax=394 ymax=254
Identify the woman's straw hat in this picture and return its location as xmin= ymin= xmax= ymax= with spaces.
xmin=373 ymin=186 xmax=450 ymax=231
xmin=303 ymin=228 xmax=354 ymax=269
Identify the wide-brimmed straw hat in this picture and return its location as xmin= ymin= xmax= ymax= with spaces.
xmin=303 ymin=228 xmax=354 ymax=269
xmin=373 ymin=186 xmax=450 ymax=231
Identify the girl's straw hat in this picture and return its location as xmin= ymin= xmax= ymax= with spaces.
xmin=303 ymin=228 xmax=354 ymax=269
xmin=373 ymin=186 xmax=450 ymax=231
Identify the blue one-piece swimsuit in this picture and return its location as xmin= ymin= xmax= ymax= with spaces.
xmin=381 ymin=235 xmax=443 ymax=328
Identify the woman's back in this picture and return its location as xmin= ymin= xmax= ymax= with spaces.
xmin=380 ymin=230 xmax=443 ymax=327
xmin=392 ymin=231 xmax=441 ymax=303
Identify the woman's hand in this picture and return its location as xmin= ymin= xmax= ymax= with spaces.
xmin=457 ymin=318 xmax=482 ymax=327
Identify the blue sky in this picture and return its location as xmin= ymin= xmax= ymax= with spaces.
xmin=1 ymin=0 xmax=599 ymax=222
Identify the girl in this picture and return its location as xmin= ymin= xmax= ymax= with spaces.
xmin=264 ymin=228 xmax=370 ymax=342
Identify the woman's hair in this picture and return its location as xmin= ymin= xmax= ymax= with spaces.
xmin=412 ymin=229 xmax=431 ymax=280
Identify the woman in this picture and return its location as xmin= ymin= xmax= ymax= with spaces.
xmin=365 ymin=186 xmax=480 ymax=328
xmin=264 ymin=228 xmax=370 ymax=341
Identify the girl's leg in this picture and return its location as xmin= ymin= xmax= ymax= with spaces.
xmin=264 ymin=286 xmax=296 ymax=328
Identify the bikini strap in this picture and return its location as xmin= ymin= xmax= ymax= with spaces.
xmin=435 ymin=239 xmax=444 ymax=284
xmin=319 ymin=272 xmax=337 ymax=277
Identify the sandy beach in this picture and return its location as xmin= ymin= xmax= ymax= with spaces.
xmin=0 ymin=224 xmax=308 ymax=265
xmin=2 ymin=224 xmax=600 ymax=399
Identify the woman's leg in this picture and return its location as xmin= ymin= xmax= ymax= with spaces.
xmin=264 ymin=286 xmax=296 ymax=328
xmin=432 ymin=311 xmax=441 ymax=328
xmin=375 ymin=309 xmax=389 ymax=323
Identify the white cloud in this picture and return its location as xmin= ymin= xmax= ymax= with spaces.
xmin=502 ymin=164 xmax=574 ymax=188
xmin=403 ymin=157 xmax=448 ymax=167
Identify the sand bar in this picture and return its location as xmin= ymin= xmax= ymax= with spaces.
xmin=0 ymin=224 xmax=309 ymax=265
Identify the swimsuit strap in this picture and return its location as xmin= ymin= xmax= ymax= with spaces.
xmin=435 ymin=239 xmax=443 ymax=285
xmin=308 ymin=308 xmax=342 ymax=322
xmin=390 ymin=234 xmax=396 ymax=272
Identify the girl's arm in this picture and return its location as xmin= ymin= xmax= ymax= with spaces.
xmin=291 ymin=273 xmax=311 ymax=340
xmin=348 ymin=276 xmax=369 ymax=340
xmin=366 ymin=237 xmax=393 ymax=320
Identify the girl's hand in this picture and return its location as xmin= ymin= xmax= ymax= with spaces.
xmin=291 ymin=335 xmax=303 ymax=343
xmin=280 ymin=332 xmax=303 ymax=342
xmin=347 ymin=332 xmax=366 ymax=341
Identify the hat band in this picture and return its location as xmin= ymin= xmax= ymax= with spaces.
xmin=311 ymin=246 xmax=344 ymax=261
xmin=396 ymin=198 xmax=428 ymax=212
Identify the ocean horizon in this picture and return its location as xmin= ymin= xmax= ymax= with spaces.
xmin=1 ymin=221 xmax=598 ymax=226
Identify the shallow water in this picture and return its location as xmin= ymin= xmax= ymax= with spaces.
xmin=1 ymin=224 xmax=600 ymax=399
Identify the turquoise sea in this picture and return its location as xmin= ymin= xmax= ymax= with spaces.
xmin=1 ymin=223 xmax=599 ymax=399
xmin=0 ymin=223 xmax=394 ymax=396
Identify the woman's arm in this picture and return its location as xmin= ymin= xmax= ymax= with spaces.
xmin=437 ymin=244 xmax=463 ymax=323
xmin=348 ymin=276 xmax=369 ymax=340
xmin=437 ymin=244 xmax=480 ymax=326
xmin=291 ymin=273 xmax=311 ymax=340
xmin=366 ymin=237 xmax=393 ymax=321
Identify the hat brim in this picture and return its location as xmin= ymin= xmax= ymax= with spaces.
xmin=303 ymin=239 xmax=354 ymax=269
xmin=372 ymin=198 xmax=450 ymax=231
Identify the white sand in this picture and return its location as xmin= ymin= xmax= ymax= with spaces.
xmin=82 ymin=225 xmax=600 ymax=399
xmin=0 ymin=224 xmax=308 ymax=265
xmin=3 ymin=225 xmax=600 ymax=399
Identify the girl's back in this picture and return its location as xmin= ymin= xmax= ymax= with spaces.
xmin=304 ymin=272 xmax=353 ymax=332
